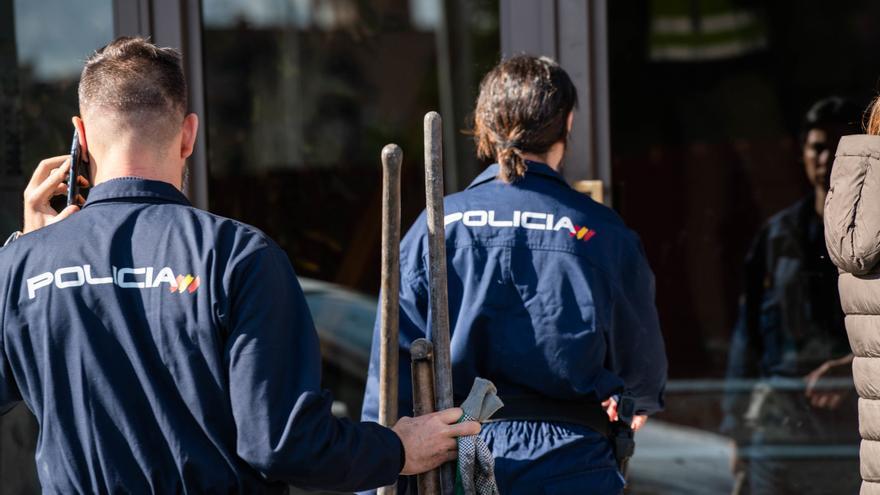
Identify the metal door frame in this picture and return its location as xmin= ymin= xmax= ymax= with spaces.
xmin=112 ymin=0 xmax=209 ymax=210
xmin=500 ymin=0 xmax=612 ymax=203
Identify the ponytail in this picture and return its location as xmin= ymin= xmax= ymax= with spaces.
xmin=494 ymin=128 xmax=527 ymax=182
xmin=497 ymin=145 xmax=527 ymax=182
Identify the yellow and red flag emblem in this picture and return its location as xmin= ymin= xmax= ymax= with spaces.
xmin=569 ymin=225 xmax=597 ymax=242
xmin=169 ymin=274 xmax=201 ymax=294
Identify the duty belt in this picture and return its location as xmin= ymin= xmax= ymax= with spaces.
xmin=488 ymin=394 xmax=635 ymax=472
xmin=489 ymin=395 xmax=610 ymax=435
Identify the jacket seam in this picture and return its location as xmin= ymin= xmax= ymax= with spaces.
xmin=0 ymin=264 xmax=8 ymax=367
xmin=848 ymin=157 xmax=865 ymax=263
xmin=401 ymin=271 xmax=429 ymax=301
xmin=839 ymin=151 xmax=880 ymax=160
xmin=84 ymin=197 xmax=190 ymax=209
xmin=228 ymin=245 xmax=274 ymax=298
xmin=410 ymin=239 xmax=633 ymax=297
xmin=450 ymin=239 xmax=591 ymax=258
xmin=848 ymin=157 xmax=880 ymax=266
xmin=223 ymin=245 xmax=275 ymax=341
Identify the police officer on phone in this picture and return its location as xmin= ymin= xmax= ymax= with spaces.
xmin=361 ymin=55 xmax=668 ymax=495
xmin=0 ymin=37 xmax=478 ymax=494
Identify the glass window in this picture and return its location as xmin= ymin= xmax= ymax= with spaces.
xmin=0 ymin=1 xmax=114 ymax=491
xmin=201 ymin=0 xmax=499 ymax=420
xmin=0 ymin=0 xmax=114 ymax=234
xmin=202 ymin=0 xmax=498 ymax=293
xmin=608 ymin=1 xmax=878 ymax=493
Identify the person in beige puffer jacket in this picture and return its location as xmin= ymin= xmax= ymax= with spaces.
xmin=824 ymin=99 xmax=880 ymax=495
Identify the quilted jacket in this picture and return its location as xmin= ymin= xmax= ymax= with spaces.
xmin=825 ymin=135 xmax=880 ymax=494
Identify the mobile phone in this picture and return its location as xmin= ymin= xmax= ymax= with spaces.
xmin=67 ymin=130 xmax=86 ymax=207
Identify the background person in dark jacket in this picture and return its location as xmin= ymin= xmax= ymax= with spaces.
xmin=361 ymin=55 xmax=668 ymax=495
xmin=722 ymin=97 xmax=861 ymax=495
xmin=0 ymin=36 xmax=479 ymax=494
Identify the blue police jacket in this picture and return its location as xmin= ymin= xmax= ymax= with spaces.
xmin=362 ymin=161 xmax=667 ymax=447
xmin=0 ymin=178 xmax=401 ymax=494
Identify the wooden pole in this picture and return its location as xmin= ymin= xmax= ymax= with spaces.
xmin=378 ymin=144 xmax=403 ymax=495
xmin=423 ymin=111 xmax=455 ymax=493
xmin=411 ymin=338 xmax=441 ymax=495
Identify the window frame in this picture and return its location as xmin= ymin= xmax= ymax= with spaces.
xmin=113 ymin=0 xmax=209 ymax=209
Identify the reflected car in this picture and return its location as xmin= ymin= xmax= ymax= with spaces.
xmin=301 ymin=277 xmax=377 ymax=421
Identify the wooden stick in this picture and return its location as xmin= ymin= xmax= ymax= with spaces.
xmin=423 ymin=111 xmax=455 ymax=493
xmin=378 ymin=144 xmax=403 ymax=495
xmin=411 ymin=338 xmax=441 ymax=495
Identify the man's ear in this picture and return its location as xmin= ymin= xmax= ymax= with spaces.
xmin=72 ymin=116 xmax=88 ymax=156
xmin=566 ymin=111 xmax=574 ymax=133
xmin=180 ymin=113 xmax=199 ymax=160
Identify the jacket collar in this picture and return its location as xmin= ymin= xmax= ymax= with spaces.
xmin=466 ymin=160 xmax=569 ymax=189
xmin=83 ymin=177 xmax=191 ymax=207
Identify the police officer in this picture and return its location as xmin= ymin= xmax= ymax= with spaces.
xmin=361 ymin=55 xmax=668 ymax=494
xmin=0 ymin=37 xmax=479 ymax=493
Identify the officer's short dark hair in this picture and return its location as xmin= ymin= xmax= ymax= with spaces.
xmin=472 ymin=55 xmax=578 ymax=183
xmin=78 ymin=37 xmax=186 ymax=139
xmin=800 ymin=96 xmax=859 ymax=144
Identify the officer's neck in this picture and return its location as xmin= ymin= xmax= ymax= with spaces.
xmin=520 ymin=140 xmax=565 ymax=173
xmin=89 ymin=145 xmax=185 ymax=191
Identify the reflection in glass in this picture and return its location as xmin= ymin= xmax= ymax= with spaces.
xmin=201 ymin=0 xmax=499 ymax=296
xmin=0 ymin=2 xmax=113 ymax=492
xmin=1 ymin=0 xmax=113 ymax=234
xmin=608 ymin=1 xmax=880 ymax=493
xmin=722 ymin=98 xmax=861 ymax=495
xmin=14 ymin=0 xmax=113 ymax=82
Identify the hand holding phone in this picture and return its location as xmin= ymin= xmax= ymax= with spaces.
xmin=23 ymin=156 xmax=82 ymax=234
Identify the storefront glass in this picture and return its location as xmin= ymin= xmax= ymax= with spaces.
xmin=608 ymin=2 xmax=880 ymax=493
xmin=0 ymin=1 xmax=114 ymax=490
xmin=201 ymin=0 xmax=499 ymax=429
xmin=0 ymin=0 xmax=113 ymax=235
xmin=201 ymin=0 xmax=500 ymax=297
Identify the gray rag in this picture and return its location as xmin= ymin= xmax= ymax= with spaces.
xmin=456 ymin=377 xmax=503 ymax=495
